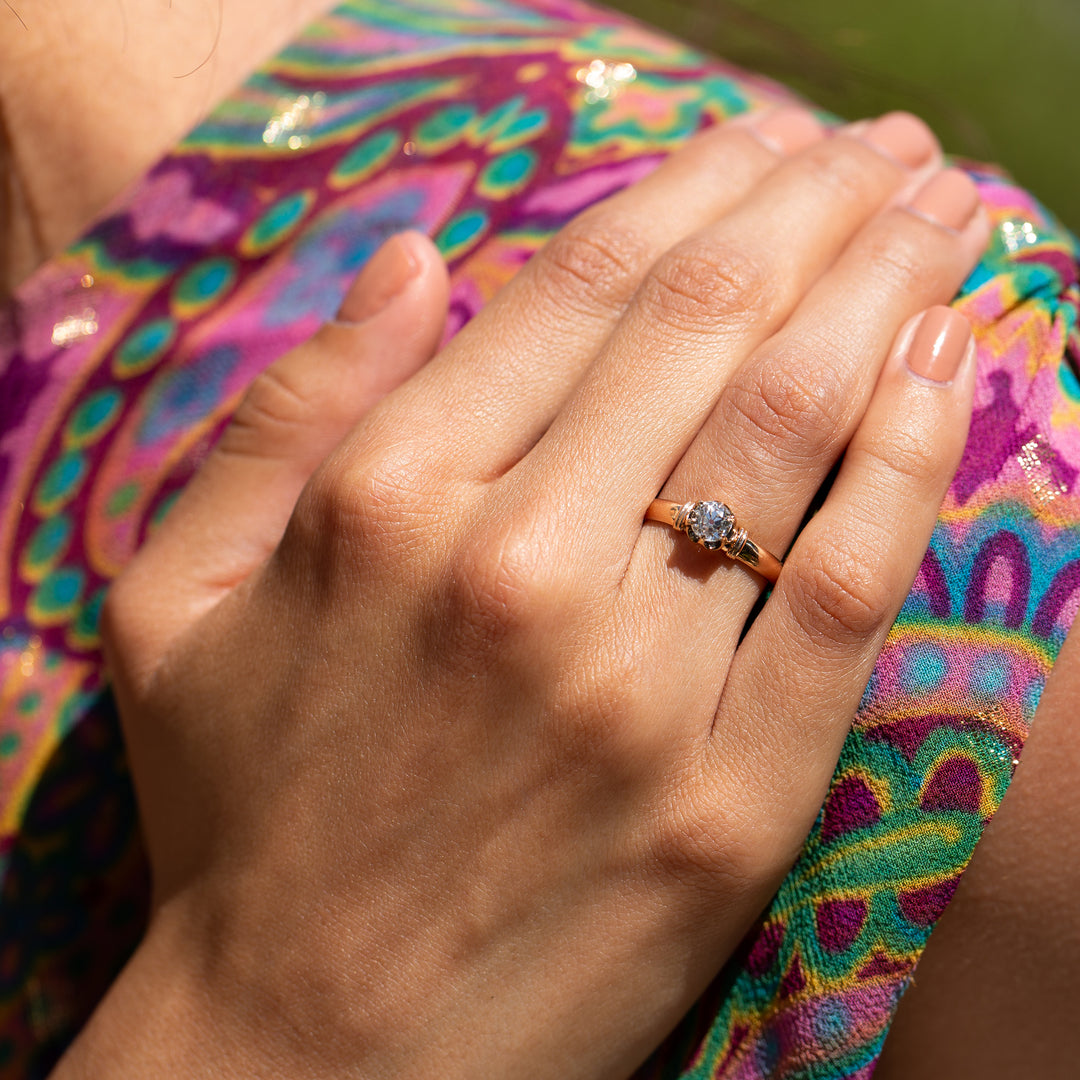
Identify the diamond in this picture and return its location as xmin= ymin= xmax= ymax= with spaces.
xmin=687 ymin=501 xmax=734 ymax=549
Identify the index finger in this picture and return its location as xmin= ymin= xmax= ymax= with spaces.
xmin=347 ymin=106 xmax=824 ymax=479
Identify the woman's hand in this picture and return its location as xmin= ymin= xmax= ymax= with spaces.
xmin=65 ymin=107 xmax=988 ymax=1080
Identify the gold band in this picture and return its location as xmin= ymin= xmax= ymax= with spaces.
xmin=645 ymin=498 xmax=782 ymax=584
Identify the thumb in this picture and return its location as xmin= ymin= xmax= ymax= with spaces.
xmin=104 ymin=230 xmax=449 ymax=682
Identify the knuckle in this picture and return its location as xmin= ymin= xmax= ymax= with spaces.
xmin=539 ymin=622 xmax=667 ymax=755
xmin=853 ymin=427 xmax=940 ymax=488
xmin=861 ymin=226 xmax=928 ymax=295
xmin=800 ymin=140 xmax=887 ymax=208
xmin=639 ymin=239 xmax=773 ymax=335
xmin=783 ymin=539 xmax=893 ymax=647
xmin=535 ymin=211 xmax=650 ymax=315
xmin=434 ymin=520 xmax=562 ymax=660
xmin=722 ymin=355 xmax=847 ymax=460
xmin=224 ymin=363 xmax=314 ymax=454
xmin=291 ymin=451 xmax=425 ymax=559
xmin=649 ymin=783 xmax=766 ymax=898
xmin=549 ymin=655 xmax=653 ymax=774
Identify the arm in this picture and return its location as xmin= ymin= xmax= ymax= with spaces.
xmin=58 ymin=107 xmax=989 ymax=1080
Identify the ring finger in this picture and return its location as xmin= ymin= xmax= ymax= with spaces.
xmin=632 ymin=167 xmax=989 ymax=634
xmin=706 ymin=306 xmax=977 ymax=855
xmin=509 ymin=113 xmax=940 ymax=534
xmin=340 ymin=106 xmax=824 ymax=480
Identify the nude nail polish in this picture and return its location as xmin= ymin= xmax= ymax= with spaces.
xmin=336 ymin=234 xmax=420 ymax=323
xmin=908 ymin=169 xmax=981 ymax=231
xmin=747 ymin=106 xmax=824 ymax=154
xmin=905 ymin=306 xmax=972 ymax=384
xmin=860 ymin=112 xmax=937 ymax=168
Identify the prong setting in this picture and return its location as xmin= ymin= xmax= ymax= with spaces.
xmin=645 ymin=497 xmax=782 ymax=583
xmin=685 ymin=500 xmax=736 ymax=550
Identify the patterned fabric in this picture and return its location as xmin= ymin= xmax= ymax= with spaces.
xmin=0 ymin=0 xmax=1077 ymax=1076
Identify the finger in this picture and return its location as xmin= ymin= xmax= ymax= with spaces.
xmin=104 ymin=231 xmax=449 ymax=676
xmin=515 ymin=114 xmax=941 ymax=525
xmin=710 ymin=307 xmax=976 ymax=843
xmin=633 ymin=169 xmax=988 ymax=621
xmin=347 ymin=106 xmax=825 ymax=480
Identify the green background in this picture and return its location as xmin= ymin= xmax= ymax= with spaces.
xmin=606 ymin=0 xmax=1079 ymax=232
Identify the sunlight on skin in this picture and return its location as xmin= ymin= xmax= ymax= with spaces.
xmin=2 ymin=5 xmax=1078 ymax=1075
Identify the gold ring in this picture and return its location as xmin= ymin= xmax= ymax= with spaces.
xmin=645 ymin=499 xmax=782 ymax=584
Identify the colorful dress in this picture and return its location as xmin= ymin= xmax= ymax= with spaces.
xmin=1 ymin=1 xmax=1077 ymax=1076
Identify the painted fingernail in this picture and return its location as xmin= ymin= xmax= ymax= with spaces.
xmin=860 ymin=111 xmax=937 ymax=168
xmin=336 ymin=233 xmax=421 ymax=323
xmin=905 ymin=306 xmax=972 ymax=384
xmin=907 ymin=168 xmax=981 ymax=231
xmin=747 ymin=105 xmax=824 ymax=154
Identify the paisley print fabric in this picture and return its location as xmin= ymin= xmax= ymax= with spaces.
xmin=1 ymin=1 xmax=1078 ymax=1076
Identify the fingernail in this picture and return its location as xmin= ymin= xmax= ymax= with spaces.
xmin=905 ymin=305 xmax=972 ymax=384
xmin=907 ymin=168 xmax=981 ymax=231
xmin=860 ymin=111 xmax=937 ymax=168
xmin=336 ymin=234 xmax=421 ymax=323
xmin=746 ymin=105 xmax=824 ymax=154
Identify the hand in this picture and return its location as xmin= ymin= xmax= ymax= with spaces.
xmin=67 ymin=108 xmax=988 ymax=1080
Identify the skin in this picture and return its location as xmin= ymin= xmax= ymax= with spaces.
xmin=93 ymin=134 xmax=992 ymax=1078
xmin=0 ymin=0 xmax=336 ymax=285
xmin=1 ymin=2 xmax=1077 ymax=1075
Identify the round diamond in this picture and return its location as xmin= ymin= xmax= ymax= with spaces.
xmin=687 ymin=501 xmax=734 ymax=549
